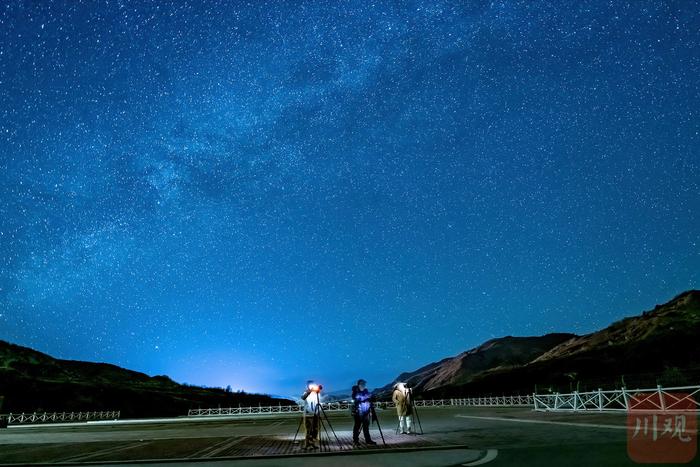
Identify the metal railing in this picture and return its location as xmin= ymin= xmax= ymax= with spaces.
xmin=0 ymin=410 xmax=120 ymax=426
xmin=448 ymin=395 xmax=534 ymax=407
xmin=534 ymin=385 xmax=700 ymax=412
xmin=187 ymin=395 xmax=534 ymax=417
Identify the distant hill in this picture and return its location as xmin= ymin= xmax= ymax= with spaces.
xmin=0 ymin=341 xmax=292 ymax=417
xmin=533 ymin=290 xmax=700 ymax=365
xmin=375 ymin=333 xmax=575 ymax=397
xmin=379 ymin=290 xmax=700 ymax=398
xmin=322 ymin=388 xmax=354 ymax=402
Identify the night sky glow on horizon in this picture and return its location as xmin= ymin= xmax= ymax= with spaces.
xmin=1 ymin=1 xmax=698 ymax=397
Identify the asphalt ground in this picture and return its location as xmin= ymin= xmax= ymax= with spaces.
xmin=0 ymin=407 xmax=697 ymax=466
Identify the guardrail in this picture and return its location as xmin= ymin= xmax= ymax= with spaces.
xmin=0 ymin=410 xmax=120 ymax=426
xmin=187 ymin=395 xmax=534 ymax=417
xmin=449 ymin=395 xmax=534 ymax=407
xmin=534 ymin=385 xmax=700 ymax=412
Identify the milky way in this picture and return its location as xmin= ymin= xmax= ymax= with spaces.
xmin=1 ymin=1 xmax=698 ymax=396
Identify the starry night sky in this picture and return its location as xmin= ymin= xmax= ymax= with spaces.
xmin=1 ymin=1 xmax=698 ymax=397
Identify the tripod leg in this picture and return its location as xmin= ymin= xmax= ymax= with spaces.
xmin=319 ymin=405 xmax=343 ymax=450
xmin=371 ymin=407 xmax=386 ymax=446
xmin=318 ymin=415 xmax=328 ymax=451
xmin=407 ymin=390 xmax=423 ymax=435
xmin=293 ymin=412 xmax=304 ymax=444
xmin=413 ymin=405 xmax=423 ymax=435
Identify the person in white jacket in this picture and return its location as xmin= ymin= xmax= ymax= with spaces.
xmin=392 ymin=382 xmax=414 ymax=434
xmin=301 ymin=381 xmax=322 ymax=449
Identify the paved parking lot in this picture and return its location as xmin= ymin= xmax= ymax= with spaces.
xmin=0 ymin=407 xmax=695 ymax=466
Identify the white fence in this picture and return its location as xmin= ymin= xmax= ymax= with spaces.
xmin=534 ymin=385 xmax=700 ymax=412
xmin=449 ymin=395 xmax=534 ymax=407
xmin=4 ymin=386 xmax=696 ymax=425
xmin=0 ymin=410 xmax=120 ymax=426
xmin=187 ymin=395 xmax=534 ymax=417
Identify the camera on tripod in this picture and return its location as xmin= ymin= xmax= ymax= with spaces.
xmin=295 ymin=381 xmax=342 ymax=451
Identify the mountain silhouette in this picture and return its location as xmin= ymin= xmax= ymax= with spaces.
xmin=0 ymin=340 xmax=291 ymax=417
xmin=379 ymin=290 xmax=700 ymax=398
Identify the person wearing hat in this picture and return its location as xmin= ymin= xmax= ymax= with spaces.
xmin=351 ymin=379 xmax=376 ymax=446
xmin=392 ymin=382 xmax=414 ymax=434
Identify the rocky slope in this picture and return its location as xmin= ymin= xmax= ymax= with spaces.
xmin=380 ymin=290 xmax=700 ymax=398
xmin=376 ymin=333 xmax=575 ymax=396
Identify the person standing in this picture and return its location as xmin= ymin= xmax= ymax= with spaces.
xmin=351 ymin=379 xmax=376 ymax=446
xmin=301 ymin=381 xmax=321 ymax=449
xmin=392 ymin=382 xmax=414 ymax=434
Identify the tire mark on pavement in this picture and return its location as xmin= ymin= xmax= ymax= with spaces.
xmin=463 ymin=448 xmax=498 ymax=465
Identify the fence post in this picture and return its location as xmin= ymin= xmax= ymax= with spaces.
xmin=657 ymin=385 xmax=666 ymax=411
xmin=597 ymin=388 xmax=603 ymax=411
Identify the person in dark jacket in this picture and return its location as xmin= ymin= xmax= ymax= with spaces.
xmin=351 ymin=379 xmax=376 ymax=446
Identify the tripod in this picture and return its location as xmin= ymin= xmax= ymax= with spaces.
xmin=394 ymin=388 xmax=424 ymax=435
xmin=368 ymin=402 xmax=386 ymax=446
xmin=293 ymin=393 xmax=343 ymax=451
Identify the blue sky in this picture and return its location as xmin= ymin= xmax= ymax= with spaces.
xmin=1 ymin=0 xmax=698 ymax=397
